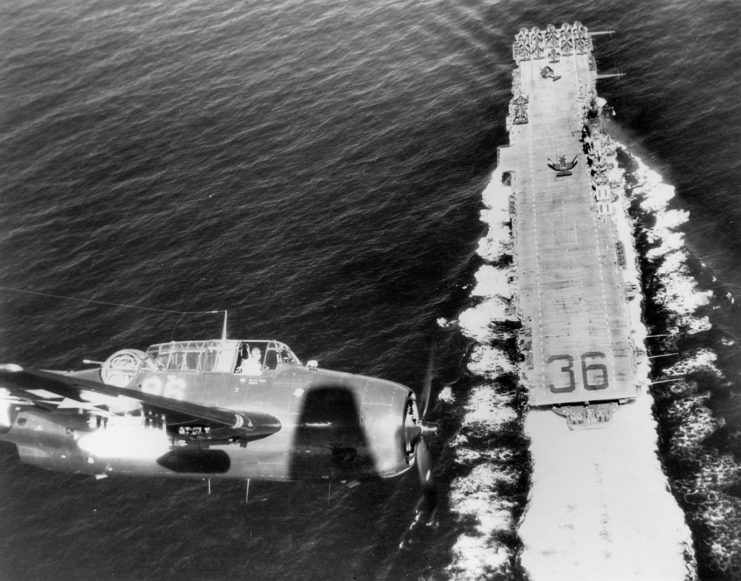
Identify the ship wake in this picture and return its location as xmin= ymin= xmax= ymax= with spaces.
xmin=624 ymin=149 xmax=741 ymax=579
xmin=440 ymin=169 xmax=529 ymax=579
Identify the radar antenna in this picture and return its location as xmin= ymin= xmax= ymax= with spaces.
xmin=221 ymin=309 xmax=228 ymax=341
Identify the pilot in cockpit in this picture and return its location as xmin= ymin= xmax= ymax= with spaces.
xmin=237 ymin=346 xmax=263 ymax=375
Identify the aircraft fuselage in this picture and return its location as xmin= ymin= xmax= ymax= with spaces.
xmin=0 ymin=341 xmax=422 ymax=484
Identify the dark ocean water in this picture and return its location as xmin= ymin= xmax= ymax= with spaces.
xmin=1 ymin=0 xmax=740 ymax=579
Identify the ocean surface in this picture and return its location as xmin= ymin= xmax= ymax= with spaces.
xmin=1 ymin=1 xmax=740 ymax=579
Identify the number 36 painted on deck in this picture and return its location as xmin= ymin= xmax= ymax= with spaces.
xmin=547 ymin=352 xmax=608 ymax=393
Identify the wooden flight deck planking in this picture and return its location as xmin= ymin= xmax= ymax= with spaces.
xmin=498 ymin=25 xmax=637 ymax=407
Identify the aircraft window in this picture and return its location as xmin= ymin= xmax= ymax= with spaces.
xmin=185 ymin=350 xmax=201 ymax=370
xmin=234 ymin=341 xmax=283 ymax=373
xmin=277 ymin=343 xmax=301 ymax=365
xmin=146 ymin=340 xmax=300 ymax=374
xmin=170 ymin=349 xmax=186 ymax=370
xmin=179 ymin=342 xmax=202 ymax=370
xmin=204 ymin=342 xmax=237 ymax=373
xmin=202 ymin=349 xmax=218 ymax=371
xmin=154 ymin=343 xmax=173 ymax=368
xmin=145 ymin=342 xmax=207 ymax=371
xmin=264 ymin=348 xmax=279 ymax=370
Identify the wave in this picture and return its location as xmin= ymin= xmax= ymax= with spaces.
xmin=624 ymin=149 xmax=741 ymax=579
xmin=440 ymin=168 xmax=529 ymax=579
xmin=629 ymin=160 xmax=713 ymax=334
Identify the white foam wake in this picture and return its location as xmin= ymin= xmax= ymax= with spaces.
xmin=443 ymin=169 xmax=525 ymax=579
xmin=521 ymin=400 xmax=695 ymax=581
xmin=629 ymin=157 xmax=713 ymax=333
xmin=620 ymin=142 xmax=741 ymax=579
xmin=626 ymin=150 xmax=741 ymax=573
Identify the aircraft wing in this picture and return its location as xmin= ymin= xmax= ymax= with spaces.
xmin=0 ymin=364 xmax=281 ymax=441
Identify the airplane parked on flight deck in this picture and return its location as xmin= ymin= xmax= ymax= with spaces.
xmin=547 ymin=153 xmax=579 ymax=177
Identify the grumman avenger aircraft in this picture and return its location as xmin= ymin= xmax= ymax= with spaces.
xmin=0 ymin=327 xmax=440 ymax=495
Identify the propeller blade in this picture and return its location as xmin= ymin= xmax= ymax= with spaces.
xmin=420 ymin=348 xmax=434 ymax=418
xmin=415 ymin=436 xmax=434 ymax=492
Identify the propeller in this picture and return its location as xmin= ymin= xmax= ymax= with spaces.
xmin=415 ymin=434 xmax=434 ymax=491
xmin=421 ymin=347 xmax=434 ymax=418
xmin=410 ymin=348 xmax=440 ymax=495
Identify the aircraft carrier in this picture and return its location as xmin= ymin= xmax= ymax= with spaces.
xmin=498 ymin=23 xmax=640 ymax=426
xmin=493 ymin=26 xmax=693 ymax=579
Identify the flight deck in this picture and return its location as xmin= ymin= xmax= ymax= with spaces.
xmin=498 ymin=24 xmax=638 ymax=414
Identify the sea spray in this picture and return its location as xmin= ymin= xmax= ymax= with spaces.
xmin=623 ymin=148 xmax=741 ymax=579
xmin=442 ymin=168 xmax=530 ymax=579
